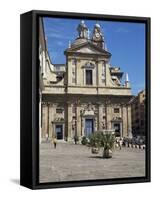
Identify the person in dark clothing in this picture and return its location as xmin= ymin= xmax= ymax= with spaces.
xmin=74 ymin=135 xmax=78 ymax=145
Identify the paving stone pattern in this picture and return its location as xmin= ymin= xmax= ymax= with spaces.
xmin=39 ymin=142 xmax=145 ymax=183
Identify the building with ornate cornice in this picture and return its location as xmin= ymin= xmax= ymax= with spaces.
xmin=131 ymin=90 xmax=145 ymax=136
xmin=39 ymin=19 xmax=132 ymax=142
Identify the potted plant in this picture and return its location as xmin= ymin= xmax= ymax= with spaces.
xmin=88 ymin=132 xmax=102 ymax=154
xmin=101 ymin=131 xmax=115 ymax=158
xmin=81 ymin=136 xmax=88 ymax=145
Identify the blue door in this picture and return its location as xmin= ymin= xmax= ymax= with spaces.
xmin=85 ymin=119 xmax=94 ymax=137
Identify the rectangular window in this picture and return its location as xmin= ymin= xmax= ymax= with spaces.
xmin=86 ymin=70 xmax=92 ymax=85
xmin=56 ymin=108 xmax=63 ymax=113
xmin=114 ymin=108 xmax=120 ymax=113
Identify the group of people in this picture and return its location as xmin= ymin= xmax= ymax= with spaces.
xmin=46 ymin=134 xmax=124 ymax=150
xmin=115 ymin=137 xmax=123 ymax=150
xmin=45 ymin=134 xmax=79 ymax=149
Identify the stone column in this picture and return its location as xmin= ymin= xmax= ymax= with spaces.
xmin=127 ymin=105 xmax=132 ymax=137
xmin=83 ymin=68 xmax=85 ymax=85
xmin=81 ymin=114 xmax=84 ymax=136
xmin=67 ymin=58 xmax=72 ymax=85
xmin=48 ymin=103 xmax=54 ymax=139
xmin=97 ymin=61 xmax=106 ymax=86
xmin=97 ymin=61 xmax=102 ymax=86
xmin=41 ymin=103 xmax=48 ymax=139
xmin=106 ymin=103 xmax=112 ymax=130
xmin=76 ymin=105 xmax=81 ymax=139
xmin=94 ymin=116 xmax=97 ymax=132
xmin=65 ymin=102 xmax=72 ymax=141
xmin=93 ymin=66 xmax=96 ymax=86
xmin=51 ymin=103 xmax=57 ymax=138
xmin=97 ymin=103 xmax=103 ymax=130
xmin=47 ymin=103 xmax=50 ymax=138
xmin=122 ymin=105 xmax=128 ymax=137
xmin=76 ymin=60 xmax=81 ymax=86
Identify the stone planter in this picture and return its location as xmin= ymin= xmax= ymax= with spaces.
xmin=103 ymin=149 xmax=112 ymax=158
xmin=91 ymin=147 xmax=99 ymax=154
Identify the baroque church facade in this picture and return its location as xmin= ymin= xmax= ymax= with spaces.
xmin=39 ymin=18 xmax=132 ymax=142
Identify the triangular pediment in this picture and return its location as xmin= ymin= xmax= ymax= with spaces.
xmin=65 ymin=41 xmax=111 ymax=57
xmin=76 ymin=46 xmax=102 ymax=54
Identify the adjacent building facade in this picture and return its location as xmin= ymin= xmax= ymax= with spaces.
xmin=39 ymin=18 xmax=133 ymax=142
xmin=131 ymin=90 xmax=145 ymax=136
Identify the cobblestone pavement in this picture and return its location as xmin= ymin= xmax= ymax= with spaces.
xmin=39 ymin=142 xmax=145 ymax=183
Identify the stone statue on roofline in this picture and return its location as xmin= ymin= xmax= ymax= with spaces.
xmin=77 ymin=20 xmax=88 ymax=39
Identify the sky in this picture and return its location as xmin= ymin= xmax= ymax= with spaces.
xmin=43 ymin=17 xmax=145 ymax=95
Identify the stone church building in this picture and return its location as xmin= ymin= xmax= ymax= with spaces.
xmin=39 ymin=18 xmax=132 ymax=142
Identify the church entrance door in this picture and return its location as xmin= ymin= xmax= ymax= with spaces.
xmin=85 ymin=119 xmax=94 ymax=137
xmin=55 ymin=124 xmax=63 ymax=140
xmin=113 ymin=123 xmax=121 ymax=137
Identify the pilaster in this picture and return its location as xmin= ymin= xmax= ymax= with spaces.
xmin=65 ymin=102 xmax=72 ymax=141
xmin=127 ymin=105 xmax=132 ymax=137
xmin=122 ymin=105 xmax=128 ymax=137
xmin=67 ymin=58 xmax=72 ymax=85
xmin=106 ymin=102 xmax=112 ymax=130
xmin=97 ymin=103 xmax=102 ymax=130
xmin=76 ymin=104 xmax=81 ymax=138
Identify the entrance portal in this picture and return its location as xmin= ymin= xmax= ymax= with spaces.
xmin=85 ymin=118 xmax=94 ymax=137
xmin=113 ymin=123 xmax=121 ymax=137
xmin=55 ymin=125 xmax=63 ymax=140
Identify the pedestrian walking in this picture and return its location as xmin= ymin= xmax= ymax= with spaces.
xmin=119 ymin=137 xmax=123 ymax=150
xmin=74 ymin=135 xmax=78 ymax=145
xmin=45 ymin=133 xmax=49 ymax=142
xmin=53 ymin=137 xmax=57 ymax=149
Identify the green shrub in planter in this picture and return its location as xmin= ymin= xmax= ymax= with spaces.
xmin=88 ymin=132 xmax=102 ymax=148
xmin=81 ymin=136 xmax=88 ymax=145
xmin=101 ymin=132 xmax=115 ymax=158
xmin=88 ymin=130 xmax=116 ymax=158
